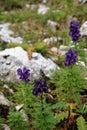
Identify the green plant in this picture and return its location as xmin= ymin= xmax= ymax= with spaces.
xmin=24 ymin=32 xmax=38 ymax=42
xmin=31 ymin=79 xmax=57 ymax=130
xmin=0 ymin=117 xmax=5 ymax=130
xmin=51 ymin=49 xmax=87 ymax=129
xmin=35 ymin=42 xmax=48 ymax=56
xmin=76 ymin=116 xmax=87 ymax=130
xmin=14 ymin=82 xmax=36 ymax=113
xmin=51 ymin=64 xmax=86 ymax=101
xmin=32 ymin=95 xmax=56 ymax=130
xmin=55 ymin=111 xmax=68 ymax=123
xmin=7 ymin=109 xmax=29 ymax=130
xmin=28 ymin=0 xmax=41 ymax=4
xmin=7 ymin=43 xmax=29 ymax=50
xmin=0 ymin=0 xmax=23 ymax=11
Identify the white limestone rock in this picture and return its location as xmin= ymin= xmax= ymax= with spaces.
xmin=0 ymin=23 xmax=23 ymax=44
xmin=50 ymin=47 xmax=59 ymax=61
xmin=44 ymin=37 xmax=59 ymax=45
xmin=79 ymin=0 xmax=87 ymax=3
xmin=0 ymin=92 xmax=11 ymax=106
xmin=1 ymin=124 xmax=11 ymax=130
xmin=26 ymin=4 xmax=37 ymax=9
xmin=42 ymin=0 xmax=48 ymax=3
xmin=38 ymin=4 xmax=49 ymax=14
xmin=47 ymin=20 xmax=59 ymax=32
xmin=0 ymin=55 xmax=23 ymax=82
xmin=0 ymin=47 xmax=58 ymax=82
xmin=58 ymin=45 xmax=69 ymax=55
xmin=16 ymin=104 xmax=24 ymax=111
xmin=31 ymin=52 xmax=59 ymax=77
xmin=80 ymin=21 xmax=87 ymax=36
xmin=47 ymin=20 xmax=58 ymax=28
xmin=76 ymin=61 xmax=86 ymax=67
xmin=20 ymin=109 xmax=29 ymax=122
xmin=3 ymin=84 xmax=14 ymax=94
xmin=51 ymin=47 xmax=58 ymax=53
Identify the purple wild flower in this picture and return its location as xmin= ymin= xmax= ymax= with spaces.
xmin=69 ymin=20 xmax=80 ymax=42
xmin=65 ymin=49 xmax=78 ymax=66
xmin=17 ymin=67 xmax=30 ymax=83
xmin=32 ymin=79 xmax=48 ymax=96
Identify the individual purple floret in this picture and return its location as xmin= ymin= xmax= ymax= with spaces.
xmin=65 ymin=49 xmax=78 ymax=66
xmin=32 ymin=79 xmax=48 ymax=96
xmin=17 ymin=67 xmax=30 ymax=83
xmin=69 ymin=20 xmax=80 ymax=42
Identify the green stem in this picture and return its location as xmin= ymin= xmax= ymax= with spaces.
xmin=41 ymin=94 xmax=44 ymax=116
xmin=21 ymin=82 xmax=27 ymax=109
xmin=40 ymin=94 xmax=46 ymax=130
xmin=75 ymin=42 xmax=77 ymax=51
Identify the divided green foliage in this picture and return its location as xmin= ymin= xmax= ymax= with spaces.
xmin=0 ymin=0 xmax=23 ymax=11
xmin=51 ymin=65 xmax=87 ymax=101
xmin=7 ymin=43 xmax=29 ymax=50
xmin=28 ymin=0 xmax=41 ymax=4
xmin=0 ymin=8 xmax=38 ymax=23
xmin=73 ymin=94 xmax=84 ymax=114
xmin=32 ymin=98 xmax=56 ymax=130
xmin=35 ymin=42 xmax=47 ymax=56
xmin=7 ymin=109 xmax=29 ymax=130
xmin=14 ymin=82 xmax=38 ymax=113
xmin=72 ymin=42 xmax=87 ymax=63
xmin=0 ymin=118 xmax=5 ymax=130
xmin=76 ymin=116 xmax=87 ymax=130
xmin=24 ymin=32 xmax=38 ymax=42
xmin=51 ymin=102 xmax=67 ymax=109
xmin=55 ymin=111 xmax=68 ymax=123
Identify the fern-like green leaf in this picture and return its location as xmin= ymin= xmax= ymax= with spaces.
xmin=52 ymin=102 xmax=67 ymax=109
xmin=55 ymin=111 xmax=68 ymax=123
xmin=76 ymin=116 xmax=87 ymax=130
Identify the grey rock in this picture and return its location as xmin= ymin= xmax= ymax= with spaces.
xmin=0 ymin=23 xmax=23 ymax=44
xmin=0 ymin=92 xmax=11 ymax=106
xmin=80 ymin=21 xmax=87 ymax=36
xmin=16 ymin=104 xmax=24 ymax=111
xmin=3 ymin=84 xmax=14 ymax=94
xmin=1 ymin=124 xmax=10 ymax=130
xmin=50 ymin=56 xmax=58 ymax=61
xmin=25 ymin=4 xmax=37 ymax=9
xmin=58 ymin=45 xmax=69 ymax=55
xmin=0 ymin=55 xmax=22 ymax=82
xmin=42 ymin=0 xmax=48 ymax=3
xmin=51 ymin=47 xmax=58 ymax=53
xmin=44 ymin=37 xmax=59 ymax=45
xmin=0 ymin=47 xmax=58 ymax=82
xmin=30 ymin=52 xmax=59 ymax=77
xmin=79 ymin=0 xmax=87 ymax=3
xmin=15 ymin=105 xmax=28 ymax=122
xmin=77 ymin=61 xmax=86 ymax=67
xmin=47 ymin=20 xmax=59 ymax=33
xmin=20 ymin=109 xmax=28 ymax=122
xmin=37 ymin=4 xmax=49 ymax=14
xmin=47 ymin=20 xmax=58 ymax=27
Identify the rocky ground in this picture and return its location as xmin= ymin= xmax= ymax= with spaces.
xmin=0 ymin=0 xmax=87 ymax=130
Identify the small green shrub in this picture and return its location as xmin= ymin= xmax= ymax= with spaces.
xmin=7 ymin=109 xmax=29 ymax=130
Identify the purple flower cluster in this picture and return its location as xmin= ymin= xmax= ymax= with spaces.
xmin=65 ymin=49 xmax=78 ymax=66
xmin=32 ymin=79 xmax=48 ymax=96
xmin=69 ymin=21 xmax=80 ymax=42
xmin=17 ymin=67 xmax=30 ymax=83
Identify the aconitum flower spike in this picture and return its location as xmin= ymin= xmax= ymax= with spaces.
xmin=17 ymin=67 xmax=30 ymax=83
xmin=32 ymin=79 xmax=48 ymax=96
xmin=65 ymin=49 xmax=78 ymax=66
xmin=69 ymin=20 xmax=80 ymax=42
